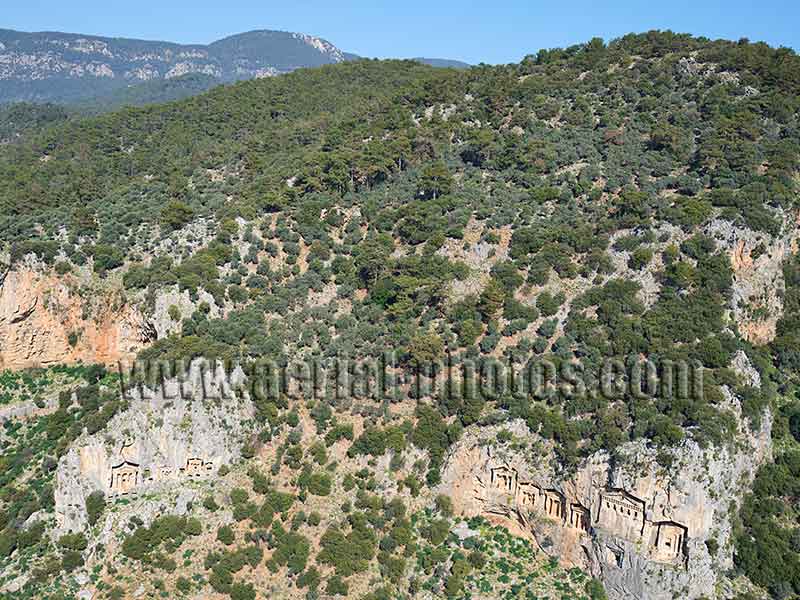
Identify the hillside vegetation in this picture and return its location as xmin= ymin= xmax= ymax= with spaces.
xmin=1 ymin=31 xmax=800 ymax=600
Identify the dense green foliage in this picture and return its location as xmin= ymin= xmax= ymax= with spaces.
xmin=3 ymin=26 xmax=797 ymax=495
xmin=0 ymin=103 xmax=70 ymax=143
xmin=735 ymin=251 xmax=800 ymax=599
xmin=78 ymin=73 xmax=221 ymax=114
xmin=0 ymin=367 xmax=119 ymax=592
xmin=2 ymin=30 xmax=800 ymax=599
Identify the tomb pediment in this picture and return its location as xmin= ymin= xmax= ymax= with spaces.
xmin=490 ymin=465 xmax=517 ymax=494
xmin=651 ymin=521 xmax=688 ymax=562
xmin=109 ymin=460 xmax=140 ymax=496
xmin=516 ymin=481 xmax=540 ymax=508
xmin=476 ymin=465 xmax=688 ymax=569
xmin=601 ymin=489 xmax=645 ymax=514
xmin=569 ymin=503 xmax=591 ymax=532
xmin=596 ymin=489 xmax=646 ymax=540
xmin=106 ymin=455 xmax=214 ymax=498
xmin=542 ymin=489 xmax=565 ymax=521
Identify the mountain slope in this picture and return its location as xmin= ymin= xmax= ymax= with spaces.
xmin=0 ymin=102 xmax=71 ymax=143
xmin=412 ymin=57 xmax=470 ymax=68
xmin=0 ymin=28 xmax=472 ymax=107
xmin=0 ymin=31 xmax=799 ymax=600
xmin=77 ymin=73 xmax=221 ymax=112
xmin=0 ymin=28 xmax=348 ymax=104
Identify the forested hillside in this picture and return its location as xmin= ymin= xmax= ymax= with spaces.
xmin=1 ymin=31 xmax=800 ymax=600
xmin=0 ymin=103 xmax=71 ymax=144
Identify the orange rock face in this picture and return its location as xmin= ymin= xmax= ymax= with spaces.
xmin=738 ymin=321 xmax=777 ymax=347
xmin=0 ymin=267 xmax=154 ymax=370
xmin=728 ymin=230 xmax=799 ymax=346
xmin=731 ymin=239 xmax=754 ymax=272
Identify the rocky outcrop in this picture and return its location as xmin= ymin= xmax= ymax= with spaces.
xmin=706 ymin=216 xmax=800 ymax=345
xmin=0 ymin=267 xmax=155 ymax=370
xmin=53 ymin=362 xmax=256 ymax=533
xmin=437 ymin=219 xmax=512 ymax=302
xmin=0 ymin=395 xmax=58 ymax=422
xmin=439 ymin=401 xmax=771 ymax=600
xmin=151 ymin=286 xmax=221 ymax=339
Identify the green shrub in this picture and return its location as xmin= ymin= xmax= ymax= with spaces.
xmin=230 ymin=582 xmax=256 ymax=600
xmin=58 ymin=533 xmax=88 ymax=552
xmin=629 ymin=247 xmax=654 ymax=270
xmin=325 ymin=575 xmax=349 ymax=596
xmin=85 ymin=490 xmax=105 ymax=526
xmin=161 ymin=201 xmax=194 ymax=230
xmin=536 ymin=291 xmax=565 ymax=317
xmin=586 ymin=578 xmax=608 ymax=600
xmin=175 ymin=577 xmax=192 ymax=593
xmin=0 ymin=529 xmax=18 ymax=559
xmin=61 ymin=549 xmax=84 ymax=572
xmin=217 ymin=525 xmax=235 ymax=546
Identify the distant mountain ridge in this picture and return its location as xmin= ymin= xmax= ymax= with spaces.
xmin=411 ymin=57 xmax=470 ymax=69
xmin=0 ymin=28 xmax=469 ymax=105
xmin=0 ymin=28 xmax=347 ymax=104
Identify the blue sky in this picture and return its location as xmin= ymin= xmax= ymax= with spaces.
xmin=3 ymin=0 xmax=798 ymax=64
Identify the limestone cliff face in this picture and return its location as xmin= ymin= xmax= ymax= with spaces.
xmin=54 ymin=363 xmax=256 ymax=533
xmin=439 ymin=401 xmax=771 ymax=600
xmin=708 ymin=214 xmax=800 ymax=345
xmin=0 ymin=266 xmax=155 ymax=370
